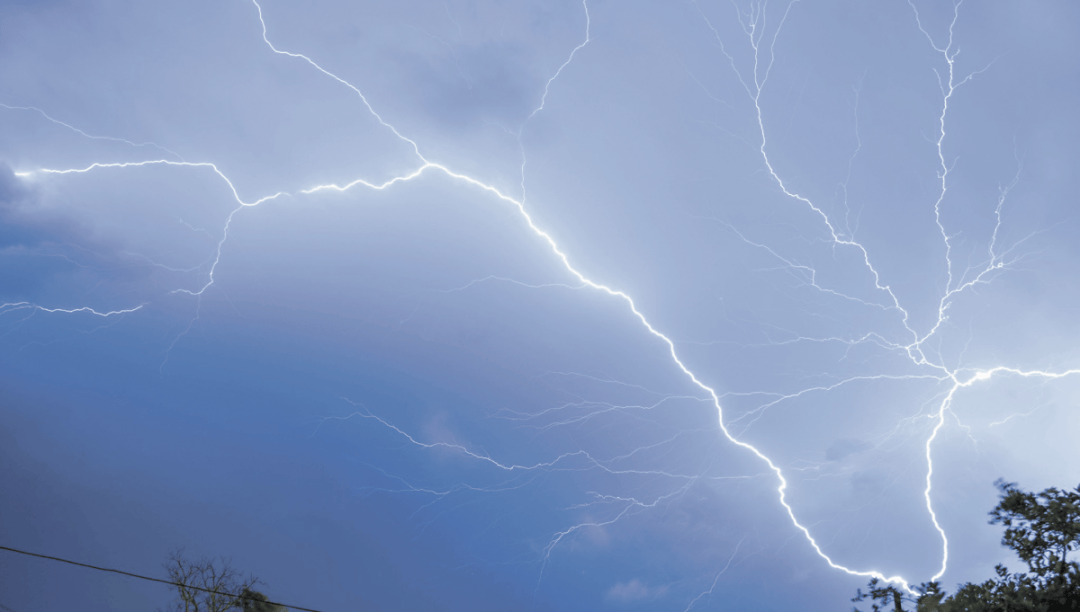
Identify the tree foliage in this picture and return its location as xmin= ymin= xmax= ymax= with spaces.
xmin=162 ymin=548 xmax=287 ymax=612
xmin=852 ymin=480 xmax=1080 ymax=612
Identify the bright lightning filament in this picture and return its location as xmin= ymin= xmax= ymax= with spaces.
xmin=12 ymin=0 xmax=1077 ymax=601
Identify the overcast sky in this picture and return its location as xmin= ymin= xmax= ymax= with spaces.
xmin=2 ymin=1 xmax=1079 ymax=611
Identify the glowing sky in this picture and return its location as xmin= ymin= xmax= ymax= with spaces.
xmin=2 ymin=1 xmax=1079 ymax=610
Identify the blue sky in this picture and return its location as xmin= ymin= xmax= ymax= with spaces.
xmin=2 ymin=1 xmax=1079 ymax=610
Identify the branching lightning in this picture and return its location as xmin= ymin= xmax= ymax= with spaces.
xmin=683 ymin=537 xmax=746 ymax=612
xmin=689 ymin=0 xmax=1079 ymax=590
xmin=5 ymin=0 xmax=1077 ymax=605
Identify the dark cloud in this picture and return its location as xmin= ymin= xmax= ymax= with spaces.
xmin=0 ymin=162 xmax=53 ymax=249
xmin=0 ymin=162 xmax=23 ymax=203
xmin=0 ymin=162 xmax=140 ymax=298
xmin=0 ymin=166 xmax=72 ymax=296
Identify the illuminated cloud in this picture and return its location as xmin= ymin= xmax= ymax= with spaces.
xmin=1 ymin=1 xmax=1078 ymax=611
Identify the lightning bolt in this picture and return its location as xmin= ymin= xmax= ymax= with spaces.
xmin=688 ymin=0 xmax=1080 ymax=591
xmin=8 ymin=0 xmax=1076 ymax=605
xmin=683 ymin=536 xmax=746 ymax=612
xmin=239 ymin=0 xmax=926 ymax=595
xmin=0 ymin=302 xmax=144 ymax=317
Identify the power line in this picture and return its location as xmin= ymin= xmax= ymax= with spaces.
xmin=0 ymin=545 xmax=324 ymax=612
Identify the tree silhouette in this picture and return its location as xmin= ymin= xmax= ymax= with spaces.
xmin=852 ymin=480 xmax=1080 ymax=612
xmin=238 ymin=587 xmax=288 ymax=612
xmin=161 ymin=548 xmax=287 ymax=612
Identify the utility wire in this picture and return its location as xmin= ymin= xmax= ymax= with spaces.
xmin=0 ymin=545 xmax=324 ymax=612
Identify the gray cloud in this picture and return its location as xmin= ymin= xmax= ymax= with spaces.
xmin=0 ymin=162 xmax=43 ymax=248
